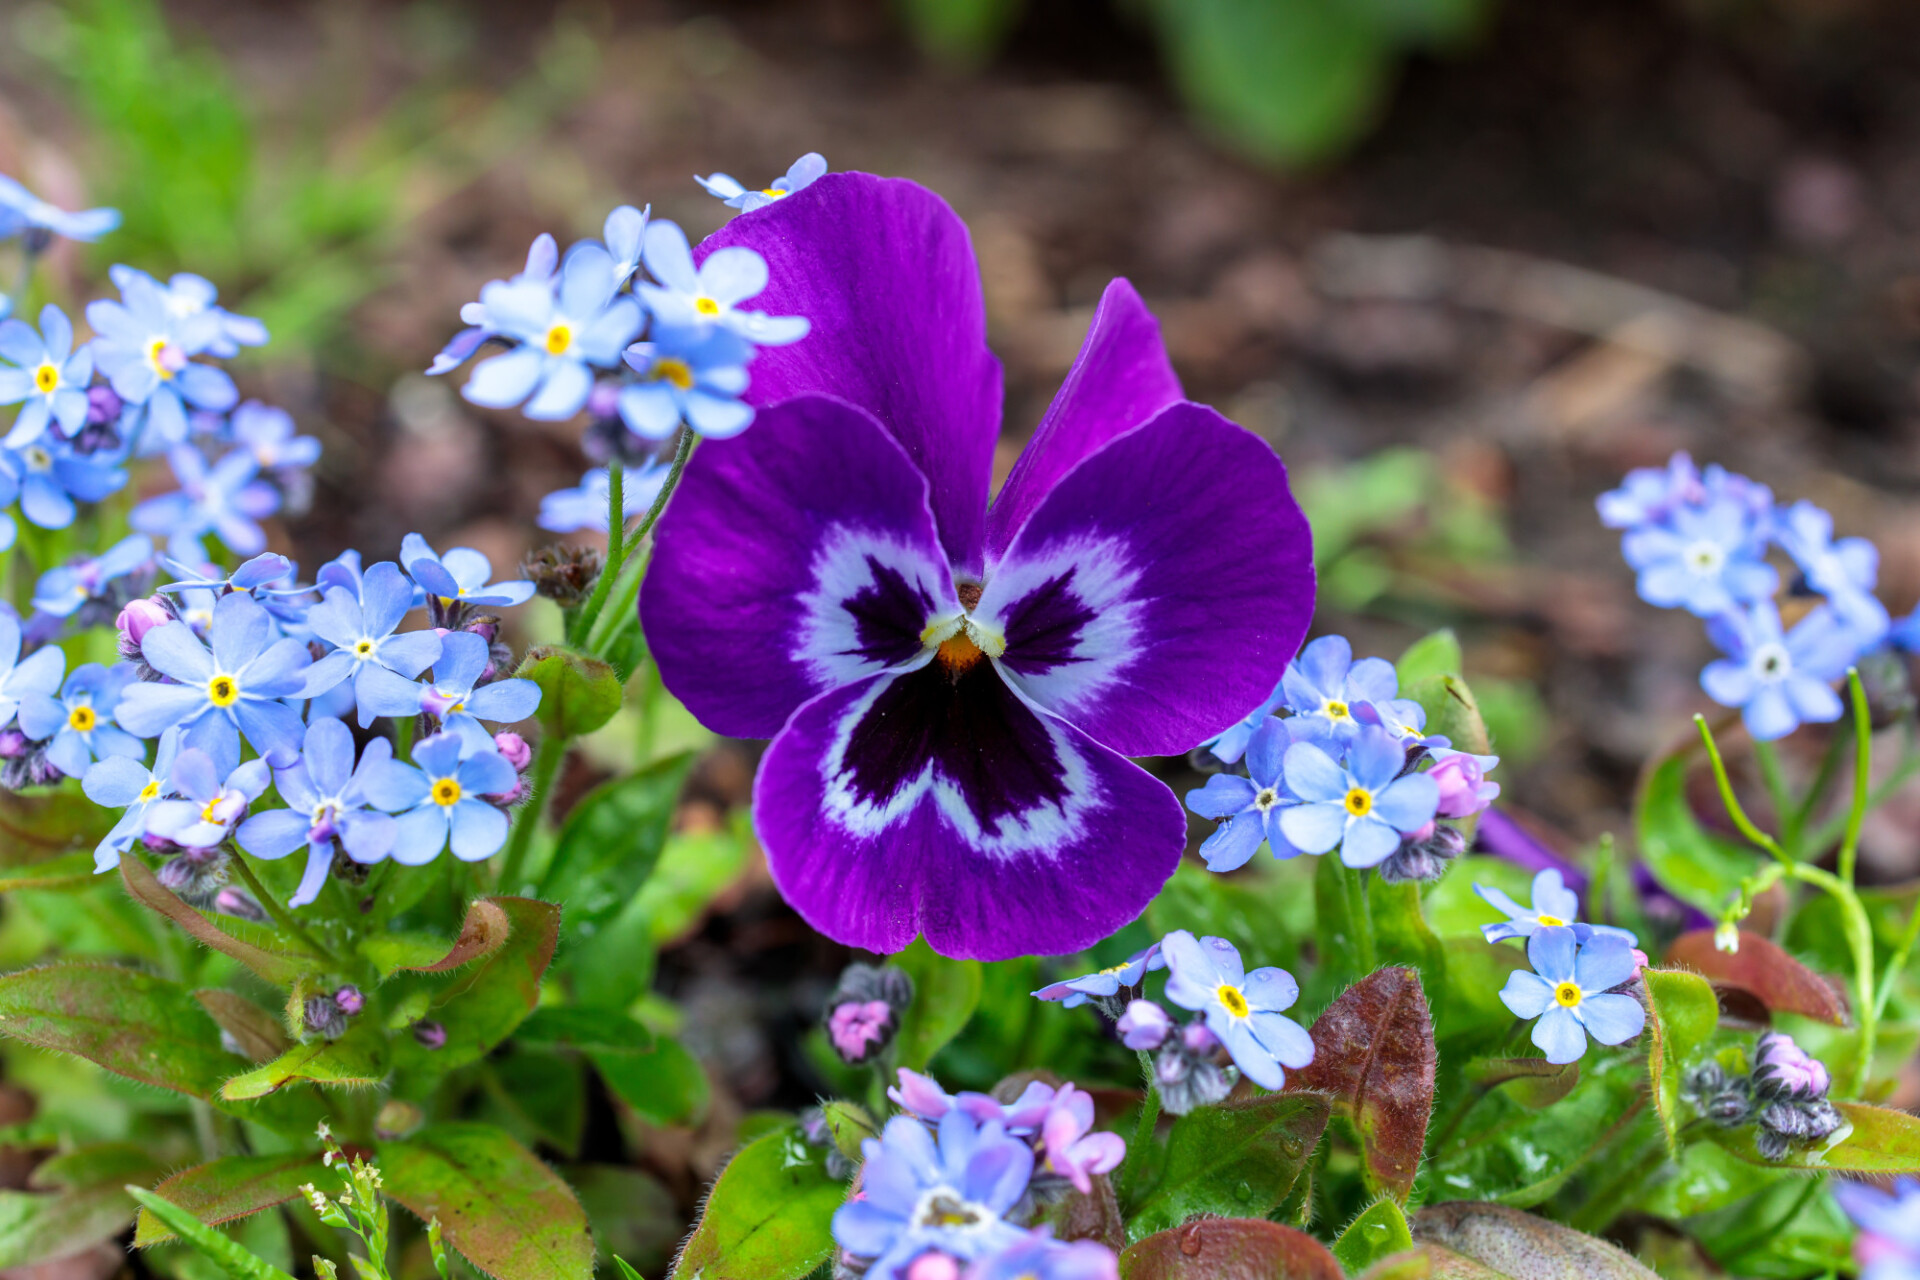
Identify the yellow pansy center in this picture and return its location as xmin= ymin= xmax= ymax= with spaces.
xmin=1536 ymin=913 xmax=1567 ymax=928
xmin=1217 ymin=984 xmax=1250 ymax=1018
xmin=207 ymin=675 xmax=240 ymax=707
xmin=1553 ymin=981 xmax=1583 ymax=1008
xmin=1344 ymin=787 xmax=1373 ymax=817
xmin=33 ymin=363 xmax=59 ymax=394
xmin=543 ymin=323 xmax=574 ymax=356
xmin=655 ymin=357 xmax=694 ymax=390
xmin=693 ymin=296 xmax=722 ymax=318
xmin=67 ymin=705 xmax=96 ymax=733
xmin=431 ymin=778 xmax=462 ymax=807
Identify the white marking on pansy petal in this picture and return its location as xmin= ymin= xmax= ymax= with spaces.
xmin=817 ymin=675 xmax=1103 ymax=859
xmin=794 ymin=524 xmax=955 ymax=687
xmin=975 ymin=533 xmax=1146 ymax=724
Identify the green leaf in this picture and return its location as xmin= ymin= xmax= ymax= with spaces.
xmin=670 ymin=1124 xmax=843 ymax=1280
xmin=1404 ymin=672 xmax=1492 ymax=759
xmin=1412 ymin=1201 xmax=1663 ymax=1278
xmin=895 ymin=0 xmax=1024 ymax=65
xmin=1462 ymin=1057 xmax=1580 ymax=1109
xmin=1119 ymin=1217 xmax=1345 ymax=1279
xmin=0 ymin=1144 xmax=163 ymax=1268
xmin=819 ymin=1101 xmax=877 ymax=1163
xmin=1423 ymin=855 xmax=1534 ymax=941
xmin=483 ymin=1051 xmax=585 ymax=1158
xmin=1635 ymin=750 xmax=1758 ymax=914
xmin=132 ymin=1152 xmax=327 ymax=1246
xmin=127 ymin=1186 xmax=298 ymax=1280
xmin=1642 ymin=968 xmax=1718 ymax=1151
xmin=515 ymin=1005 xmax=655 ymax=1055
xmin=566 ymin=1165 xmax=680 ymax=1275
xmin=121 ymin=856 xmax=315 ymax=984
xmin=613 ymin=1260 xmax=645 ymax=1280
xmin=1333 ymin=1199 xmax=1414 ymax=1273
xmin=1711 ymin=1100 xmax=1920 ymax=1173
xmin=891 ymin=938 xmax=982 ymax=1072
xmin=1147 ymin=860 xmax=1305 ymax=975
xmin=382 ymin=1123 xmax=594 ymax=1280
xmin=0 ymin=850 xmax=100 ymax=893
xmin=1313 ymin=857 xmax=1445 ymax=996
xmin=1128 ymin=1093 xmax=1331 ymax=1240
xmin=539 ymin=753 xmax=692 ymax=928
xmin=518 ymin=645 xmax=624 ymax=739
xmin=220 ymin=1022 xmax=388 ymax=1100
xmin=0 ymin=961 xmax=236 ymax=1099
xmin=594 ymin=1034 xmax=709 ymax=1128
xmin=1396 ymin=629 xmax=1463 ymax=688
xmin=193 ymin=990 xmax=290 ymax=1063
xmin=1290 ymin=967 xmax=1435 ymax=1201
xmin=389 ymin=897 xmax=561 ymax=1081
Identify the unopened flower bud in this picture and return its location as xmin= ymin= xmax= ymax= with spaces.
xmin=413 ymin=1020 xmax=447 ymax=1050
xmin=86 ymin=384 xmax=123 ymax=425
xmin=903 ymin=1253 xmax=961 ymax=1280
xmin=1715 ymin=922 xmax=1741 ymax=954
xmin=157 ymin=847 xmax=230 ymax=905
xmin=212 ymin=888 xmax=266 ymax=922
xmin=1429 ymin=754 xmax=1499 ymax=819
xmin=827 ymin=999 xmax=895 ymax=1064
xmin=522 ymin=545 xmax=605 ymax=609
xmin=1377 ymin=824 xmax=1467 ymax=884
xmin=304 ymin=995 xmax=347 ymax=1041
xmin=117 ymin=596 xmax=170 ymax=647
xmin=0 ymin=729 xmax=27 ymax=759
xmin=1117 ymin=999 xmax=1172 ymax=1051
xmin=586 ymin=380 xmax=622 ymax=422
xmin=494 ymin=732 xmax=533 ymax=772
xmin=333 ymin=986 xmax=365 ymax=1016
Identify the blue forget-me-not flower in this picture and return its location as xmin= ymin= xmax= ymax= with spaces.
xmin=1279 ymin=726 xmax=1440 ymax=868
xmin=1499 ymin=925 xmax=1645 ymax=1065
xmin=0 ymin=305 xmax=93 ymax=447
xmin=1701 ymin=600 xmax=1855 ymax=741
xmin=695 ymin=152 xmax=827 ymax=212
xmin=237 ymin=717 xmax=399 ymax=908
xmin=1161 ymin=930 xmax=1314 ymax=1092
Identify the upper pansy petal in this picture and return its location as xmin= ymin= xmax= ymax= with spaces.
xmin=984 ymin=278 xmax=1182 ymax=562
xmin=641 ymin=394 xmax=958 ymax=739
xmin=694 ymin=173 xmax=1001 ymax=576
xmin=753 ymin=668 xmax=1184 ymax=960
xmin=976 ymin=402 xmax=1313 ymax=757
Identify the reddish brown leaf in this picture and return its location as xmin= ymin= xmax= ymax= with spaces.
xmin=192 ymin=990 xmax=289 ymax=1063
xmin=1047 ymin=1174 xmax=1124 ymax=1252
xmin=121 ymin=858 xmax=314 ymax=985
xmin=132 ymin=1152 xmax=327 ymax=1245
xmin=1414 ymin=1202 xmax=1662 ymax=1278
xmin=1119 ymin=1219 xmax=1344 ymax=1280
xmin=1289 ymin=966 xmax=1436 ymax=1201
xmin=1665 ymin=930 xmax=1848 ymax=1026
xmin=404 ymin=899 xmax=513 ymax=972
xmin=1358 ymin=1245 xmax=1508 ymax=1279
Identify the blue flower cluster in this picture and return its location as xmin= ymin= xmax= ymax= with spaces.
xmin=1472 ymin=869 xmax=1647 ymax=1063
xmin=1600 ymin=451 xmax=1910 ymax=740
xmin=1185 ymin=634 xmax=1499 ymax=881
xmin=835 ymin=1067 xmax=1123 ymax=1280
xmin=429 ymin=155 xmax=821 ymax=533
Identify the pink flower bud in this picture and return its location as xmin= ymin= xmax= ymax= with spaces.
xmin=1429 ymin=754 xmax=1500 ymax=819
xmin=1116 ymin=999 xmax=1171 ymax=1051
xmin=333 ymin=986 xmax=365 ymax=1016
xmin=903 ymin=1254 xmax=960 ymax=1280
xmin=117 ymin=596 xmax=171 ymax=645
xmin=494 ymin=732 xmax=533 ymax=771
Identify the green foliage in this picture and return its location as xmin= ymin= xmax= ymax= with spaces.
xmin=891 ymin=938 xmax=983 ymax=1072
xmin=519 ymin=647 xmax=625 ymax=740
xmin=382 ymin=1124 xmax=594 ymax=1280
xmin=540 ymin=752 xmax=692 ymax=933
xmin=132 ymin=1153 xmax=328 ymax=1247
xmin=1126 ymin=1093 xmax=1330 ymax=1239
xmin=1635 ymin=749 xmax=1759 ymax=914
xmin=0 ymin=1144 xmax=163 ymax=1268
xmin=128 ymin=1187 xmax=298 ymax=1280
xmin=668 ymin=1124 xmax=843 ymax=1280
xmin=1119 ymin=1217 xmax=1345 ymax=1279
xmin=0 ymin=962 xmax=241 ymax=1100
xmin=1291 ymin=968 xmax=1435 ymax=1201
xmin=894 ymin=0 xmax=1024 ymax=65
xmin=1332 ymin=1198 xmax=1414 ymax=1272
xmin=1643 ymin=969 xmax=1718 ymax=1151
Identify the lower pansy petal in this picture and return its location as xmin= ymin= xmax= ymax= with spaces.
xmin=978 ymin=401 xmax=1312 ymax=757
xmin=754 ymin=669 xmax=1184 ymax=960
xmin=641 ymin=394 xmax=959 ymax=739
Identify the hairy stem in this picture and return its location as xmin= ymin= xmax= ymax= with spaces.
xmin=1119 ymin=1050 xmax=1162 ymax=1204
xmin=497 ymin=734 xmax=565 ymax=895
xmin=1839 ymin=669 xmax=1871 ymax=887
xmin=230 ymin=852 xmax=343 ymax=968
xmin=1694 ymin=716 xmax=1789 ymax=866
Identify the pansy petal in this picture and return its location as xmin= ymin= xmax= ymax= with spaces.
xmin=753 ymin=669 xmax=1184 ymax=960
xmin=641 ymin=394 xmax=957 ymax=739
xmin=978 ymin=402 xmax=1311 ymax=757
xmin=695 ymin=173 xmax=1001 ymax=576
xmin=986 ymin=279 xmax=1182 ymax=562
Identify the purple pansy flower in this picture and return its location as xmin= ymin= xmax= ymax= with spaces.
xmin=6 ymin=438 xmax=126 ymax=529
xmin=300 ymin=563 xmax=444 ymax=723
xmin=1773 ymin=499 xmax=1891 ymax=647
xmin=639 ymin=174 xmax=1314 ymax=959
xmin=1835 ymin=1176 xmax=1920 ymax=1280
xmin=637 ymin=219 xmax=810 ymax=346
xmin=0 ymin=176 xmax=119 ymax=243
xmin=1621 ymin=490 xmax=1776 ymax=616
xmin=144 ymin=750 xmax=272 ymax=849
xmin=832 ymin=1112 xmax=1032 ymax=1280
xmin=1701 ymin=600 xmax=1854 ymax=741
xmin=619 ymin=326 xmax=755 ymax=440
xmin=1278 ymin=727 xmax=1440 ymax=868
xmin=1474 ymin=868 xmax=1637 ymax=946
xmin=461 ymin=244 xmax=641 ymax=419
xmin=538 ymin=463 xmax=669 ymax=533
xmin=1160 ymin=930 xmax=1313 ymax=1092
xmin=1498 ymin=926 xmax=1645 ymax=1065
xmin=32 ymin=533 xmax=153 ymax=619
xmin=1279 ymin=634 xmax=1397 ymax=743
xmin=17 ymin=662 xmax=142 ymax=779
xmin=356 ymin=632 xmax=539 ymax=748
xmin=82 ymin=727 xmax=192 ymax=871
xmin=361 ymin=731 xmax=517 ymax=863
xmin=1032 ymin=943 xmax=1164 ymax=1010
xmin=696 ymin=152 xmax=829 ymax=212
xmin=1185 ymin=717 xmax=1319 ymax=872
xmin=130 ymin=445 xmax=281 ymax=563
xmin=236 ymin=717 xmax=398 ymax=908
xmin=116 ymin=590 xmax=312 ymax=765
xmin=1199 ymin=675 xmax=1286 ymax=765
xmin=0 ymin=304 xmax=93 ymax=446
xmin=400 ymin=533 xmax=535 ymax=608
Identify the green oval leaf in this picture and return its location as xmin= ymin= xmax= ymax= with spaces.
xmin=1635 ymin=750 xmax=1759 ymax=914
xmin=127 ymin=1186 xmax=299 ymax=1280
xmin=539 ymin=753 xmax=692 ymax=928
xmin=389 ymin=897 xmax=561 ymax=1081
xmin=382 ymin=1123 xmax=594 ymax=1280
xmin=1462 ymin=1057 xmax=1579 ymax=1110
xmin=1642 ymin=968 xmax=1718 ymax=1151
xmin=1128 ymin=1093 xmax=1331 ymax=1240
xmin=891 ymin=938 xmax=982 ymax=1072
xmin=595 ymin=1033 xmax=709 ymax=1128
xmin=1334 ymin=1199 xmax=1415 ymax=1273
xmin=518 ymin=646 xmax=621 ymax=739
xmin=132 ymin=1152 xmax=328 ymax=1246
xmin=1710 ymin=1099 xmax=1920 ymax=1173
xmin=220 ymin=1022 xmax=388 ymax=1100
xmin=0 ymin=961 xmax=236 ymax=1100
xmin=121 ymin=856 xmax=315 ymax=984
xmin=670 ymin=1124 xmax=843 ymax=1280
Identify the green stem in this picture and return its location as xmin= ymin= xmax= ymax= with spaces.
xmin=1118 ymin=1050 xmax=1162 ymax=1203
xmin=1752 ymin=739 xmax=1796 ymax=854
xmin=1788 ymin=860 xmax=1877 ymax=1095
xmin=568 ymin=459 xmax=627 ymax=649
xmin=574 ymin=429 xmax=698 ymax=654
xmin=1874 ymin=893 xmax=1920 ymax=1024
xmin=1839 ymin=669 xmax=1871 ymax=887
xmin=496 ymin=734 xmax=565 ymax=895
xmin=229 ymin=852 xmax=344 ymax=968
xmin=1343 ymin=861 xmax=1378 ymax=974
xmin=1694 ymin=715 xmax=1789 ymax=866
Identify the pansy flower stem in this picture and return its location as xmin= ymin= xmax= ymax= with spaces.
xmin=496 ymin=734 xmax=565 ymax=895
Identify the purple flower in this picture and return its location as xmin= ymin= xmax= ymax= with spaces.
xmin=16 ymin=662 xmax=142 ymax=779
xmin=1752 ymin=1029 xmax=1831 ymax=1099
xmin=0 ymin=304 xmax=93 ymax=446
xmin=6 ymin=438 xmax=127 ymax=530
xmin=400 ymin=533 xmax=535 ymax=609
xmin=1428 ymin=752 xmax=1499 ymax=819
xmin=1037 ymin=1084 xmax=1124 ymax=1193
xmin=361 ymin=730 xmax=517 ymax=863
xmin=0 ymin=611 xmax=65 ymax=732
xmin=832 ymin=1112 xmax=1032 ymax=1280
xmin=236 ymin=717 xmax=398 ymax=907
xmin=1773 ymin=499 xmax=1890 ymax=647
xmin=130 ymin=445 xmax=280 ymax=564
xmin=1279 ymin=634 xmax=1397 ymax=743
xmin=107 ymin=267 xmax=267 ymax=359
xmin=33 ymin=533 xmax=154 ymax=619
xmin=429 ymin=233 xmax=559 ymax=376
xmin=300 ymin=562 xmax=444 ymax=724
xmin=116 ymin=590 xmax=312 ymax=765
xmin=829 ymin=1000 xmax=895 ymax=1063
xmin=1474 ymin=868 xmax=1637 ymax=946
xmin=619 ymin=326 xmax=755 ymax=440
xmin=86 ymin=270 xmax=237 ymax=453
xmin=357 ymin=632 xmax=539 ymax=749
xmin=1115 ymin=999 xmax=1171 ymax=1050
xmin=1200 ymin=674 xmax=1285 ymax=764
xmin=1596 ymin=452 xmax=1702 ymax=530
xmin=538 ymin=463 xmax=669 ymax=533
xmin=965 ymin=1235 xmax=1116 ymax=1280
xmin=1160 ymin=930 xmax=1313 ymax=1092
xmin=638 ymin=175 xmax=1314 ymax=959
xmin=1702 ymin=601 xmax=1855 ymax=741
xmin=461 ymin=245 xmax=641 ymax=419
xmin=696 ymin=152 xmax=829 ymax=212
xmin=1278 ymin=727 xmax=1439 ymax=868
xmin=0 ymin=176 xmax=119 ymax=243
xmin=144 ymin=749 xmax=272 ymax=849
xmin=1835 ymin=1176 xmax=1920 ymax=1280
xmin=82 ymin=727 xmax=191 ymax=870
xmin=1498 ymin=926 xmax=1645 ymax=1065
xmin=1621 ymin=491 xmax=1776 ymax=616
xmin=1031 ymin=943 xmax=1163 ymax=1011
xmin=1185 ymin=717 xmax=1320 ymax=872
xmin=637 ymin=219 xmax=809 ymax=346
